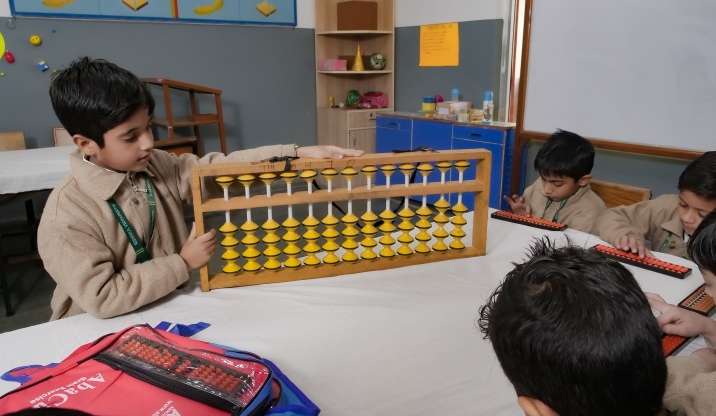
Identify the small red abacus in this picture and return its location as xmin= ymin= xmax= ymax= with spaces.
xmin=679 ymin=284 xmax=716 ymax=316
xmin=663 ymin=333 xmax=689 ymax=356
xmin=110 ymin=336 xmax=251 ymax=397
xmin=591 ymin=244 xmax=692 ymax=279
xmin=490 ymin=210 xmax=567 ymax=231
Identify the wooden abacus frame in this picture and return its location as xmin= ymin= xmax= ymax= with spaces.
xmin=191 ymin=149 xmax=491 ymax=291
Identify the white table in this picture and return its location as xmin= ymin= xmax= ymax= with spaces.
xmin=0 ymin=146 xmax=74 ymax=195
xmin=0 ymin=212 xmax=705 ymax=415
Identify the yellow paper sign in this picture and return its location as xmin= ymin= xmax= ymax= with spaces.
xmin=0 ymin=32 xmax=5 ymax=60
xmin=420 ymin=23 xmax=459 ymax=67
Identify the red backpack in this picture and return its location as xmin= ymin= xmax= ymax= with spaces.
xmin=0 ymin=324 xmax=319 ymax=416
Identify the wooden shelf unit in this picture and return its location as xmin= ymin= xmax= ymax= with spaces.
xmin=315 ymin=0 xmax=395 ymax=188
xmin=141 ymin=78 xmax=227 ymax=157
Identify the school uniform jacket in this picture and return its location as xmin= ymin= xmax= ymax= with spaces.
xmin=592 ymin=194 xmax=685 ymax=257
xmin=523 ymin=178 xmax=606 ymax=234
xmin=665 ymin=356 xmax=716 ymax=416
xmin=38 ymin=145 xmax=297 ymax=320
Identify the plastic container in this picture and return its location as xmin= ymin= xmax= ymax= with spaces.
xmin=482 ymin=91 xmax=494 ymax=124
xmin=451 ymin=88 xmax=460 ymax=102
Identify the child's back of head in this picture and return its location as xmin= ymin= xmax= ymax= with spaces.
xmin=688 ymin=208 xmax=716 ymax=295
xmin=479 ymin=239 xmax=667 ymax=416
xmin=49 ymin=57 xmax=155 ymax=148
xmin=534 ymin=129 xmax=594 ymax=181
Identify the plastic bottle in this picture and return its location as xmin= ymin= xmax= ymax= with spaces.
xmin=451 ymin=88 xmax=460 ymax=102
xmin=482 ymin=91 xmax=494 ymax=124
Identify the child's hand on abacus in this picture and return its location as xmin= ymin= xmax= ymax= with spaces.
xmin=296 ymin=145 xmax=364 ymax=160
xmin=646 ymin=292 xmax=716 ymax=345
xmin=503 ymin=194 xmax=532 ymax=217
xmin=180 ymin=222 xmax=217 ymax=270
xmin=614 ymin=234 xmax=655 ymax=259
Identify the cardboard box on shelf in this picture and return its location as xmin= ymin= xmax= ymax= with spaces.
xmin=337 ymin=1 xmax=378 ymax=31
xmin=436 ymin=101 xmax=472 ymax=116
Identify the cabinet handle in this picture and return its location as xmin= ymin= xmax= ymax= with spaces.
xmin=351 ymin=135 xmax=356 ymax=147
xmin=387 ymin=122 xmax=398 ymax=126
xmin=470 ymin=132 xmax=483 ymax=137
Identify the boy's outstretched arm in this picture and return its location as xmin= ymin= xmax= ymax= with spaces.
xmin=647 ymin=292 xmax=716 ymax=347
xmin=296 ymin=145 xmax=364 ymax=159
xmin=593 ymin=199 xmax=657 ymax=258
xmin=40 ymin=221 xmax=191 ymax=319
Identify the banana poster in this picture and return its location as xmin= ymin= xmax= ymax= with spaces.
xmin=10 ymin=0 xmax=295 ymax=26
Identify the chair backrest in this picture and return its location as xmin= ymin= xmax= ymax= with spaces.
xmin=0 ymin=132 xmax=26 ymax=152
xmin=53 ymin=127 xmax=74 ymax=147
xmin=590 ymin=179 xmax=652 ymax=208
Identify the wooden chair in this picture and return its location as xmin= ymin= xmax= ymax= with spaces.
xmin=0 ymin=132 xmax=26 ymax=152
xmin=0 ymin=132 xmax=32 ymax=316
xmin=52 ymin=127 xmax=74 ymax=147
xmin=590 ymin=179 xmax=652 ymax=208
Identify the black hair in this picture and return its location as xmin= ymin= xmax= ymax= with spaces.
xmin=478 ymin=238 xmax=666 ymax=416
xmin=678 ymin=151 xmax=716 ymax=200
xmin=688 ymin=209 xmax=716 ymax=274
xmin=49 ymin=57 xmax=154 ymax=148
xmin=534 ymin=129 xmax=594 ymax=181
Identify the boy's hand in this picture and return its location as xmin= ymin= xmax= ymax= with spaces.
xmin=614 ymin=234 xmax=655 ymax=259
xmin=180 ymin=223 xmax=217 ymax=270
xmin=503 ymin=194 xmax=532 ymax=217
xmin=646 ymin=292 xmax=712 ymax=338
xmin=296 ymin=145 xmax=364 ymax=159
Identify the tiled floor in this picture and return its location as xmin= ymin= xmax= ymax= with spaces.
xmin=1 ymin=197 xmax=425 ymax=334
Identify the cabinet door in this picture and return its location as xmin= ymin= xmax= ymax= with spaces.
xmin=348 ymin=129 xmax=376 ymax=188
xmin=412 ymin=121 xmax=452 ymax=205
xmin=451 ymin=138 xmax=505 ymax=211
xmin=375 ymin=127 xmax=411 ymax=186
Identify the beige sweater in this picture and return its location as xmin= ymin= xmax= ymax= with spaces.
xmin=592 ymin=194 xmax=686 ymax=257
xmin=522 ymin=178 xmax=606 ymax=233
xmin=38 ymin=145 xmax=296 ymax=320
xmin=665 ymin=356 xmax=716 ymax=415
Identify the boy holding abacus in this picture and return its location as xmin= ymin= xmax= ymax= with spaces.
xmin=595 ymin=152 xmax=716 ymax=258
xmin=38 ymin=57 xmax=362 ymax=320
xmin=648 ymin=209 xmax=716 ymax=415
xmin=503 ymin=129 xmax=606 ymax=233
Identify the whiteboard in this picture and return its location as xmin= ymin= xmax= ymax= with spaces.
xmin=522 ymin=0 xmax=716 ymax=153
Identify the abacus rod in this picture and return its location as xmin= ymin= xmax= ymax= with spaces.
xmin=191 ymin=150 xmax=491 ymax=177
xmin=200 ymin=181 xmax=485 ymax=212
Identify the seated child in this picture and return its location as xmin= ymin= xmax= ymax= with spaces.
xmin=594 ymin=151 xmax=716 ymax=258
xmin=503 ymin=129 xmax=605 ymax=233
xmin=647 ymin=208 xmax=716 ymax=415
xmin=479 ymin=238 xmax=671 ymax=416
xmin=38 ymin=57 xmax=363 ymax=320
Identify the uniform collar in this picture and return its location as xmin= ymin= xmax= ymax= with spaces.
xmin=661 ymin=214 xmax=684 ymax=238
xmin=70 ymin=149 xmax=155 ymax=201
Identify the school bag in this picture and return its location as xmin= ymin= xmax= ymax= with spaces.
xmin=0 ymin=324 xmax=319 ymax=416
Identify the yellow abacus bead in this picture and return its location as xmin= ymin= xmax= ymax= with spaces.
xmin=417 ymin=162 xmax=433 ymax=175
xmin=280 ymin=171 xmax=298 ymax=184
xmin=380 ymin=164 xmax=396 ymax=179
xmin=341 ymin=166 xmax=358 ymax=180
xmin=215 ymin=175 xmax=234 ymax=189
xmin=398 ymin=162 xmax=414 ymax=178
xmin=237 ymin=174 xmax=256 ymax=188
xmin=453 ymin=160 xmax=470 ymax=172
xmin=300 ymin=169 xmax=318 ymax=181
xmin=321 ymin=167 xmax=339 ymax=182
xmin=436 ymin=161 xmax=452 ymax=173
xmin=361 ymin=165 xmax=378 ymax=179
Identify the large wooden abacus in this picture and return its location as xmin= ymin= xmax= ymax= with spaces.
xmin=190 ymin=149 xmax=491 ymax=291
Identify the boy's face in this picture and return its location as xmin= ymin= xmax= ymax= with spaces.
xmin=81 ymin=108 xmax=154 ymax=173
xmin=678 ymin=190 xmax=716 ymax=236
xmin=540 ymin=174 xmax=590 ymax=202
xmin=701 ymin=269 xmax=716 ymax=299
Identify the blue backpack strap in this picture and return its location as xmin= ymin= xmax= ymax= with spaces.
xmin=263 ymin=359 xmax=321 ymax=416
xmin=153 ymin=321 xmax=210 ymax=337
xmin=1 ymin=363 xmax=59 ymax=385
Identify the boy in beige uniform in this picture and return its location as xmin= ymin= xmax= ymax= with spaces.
xmin=39 ymin=57 xmax=362 ymax=320
xmin=594 ymin=152 xmax=716 ymax=258
xmin=504 ymin=130 xmax=605 ymax=233
xmin=647 ymin=209 xmax=716 ymax=415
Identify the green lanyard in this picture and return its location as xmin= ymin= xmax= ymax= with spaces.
xmin=107 ymin=178 xmax=156 ymax=264
xmin=658 ymin=232 xmax=673 ymax=253
xmin=541 ymin=198 xmax=568 ymax=223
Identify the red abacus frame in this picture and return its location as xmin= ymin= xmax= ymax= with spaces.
xmin=490 ymin=210 xmax=567 ymax=231
xmin=592 ymin=244 xmax=692 ymax=279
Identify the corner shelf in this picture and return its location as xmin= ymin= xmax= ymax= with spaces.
xmin=142 ymin=78 xmax=227 ymax=156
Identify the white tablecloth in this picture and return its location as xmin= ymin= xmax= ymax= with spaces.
xmin=0 ymin=212 xmax=705 ymax=415
xmin=0 ymin=146 xmax=74 ymax=194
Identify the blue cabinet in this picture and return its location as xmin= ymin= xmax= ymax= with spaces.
xmin=376 ymin=114 xmax=515 ymax=211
